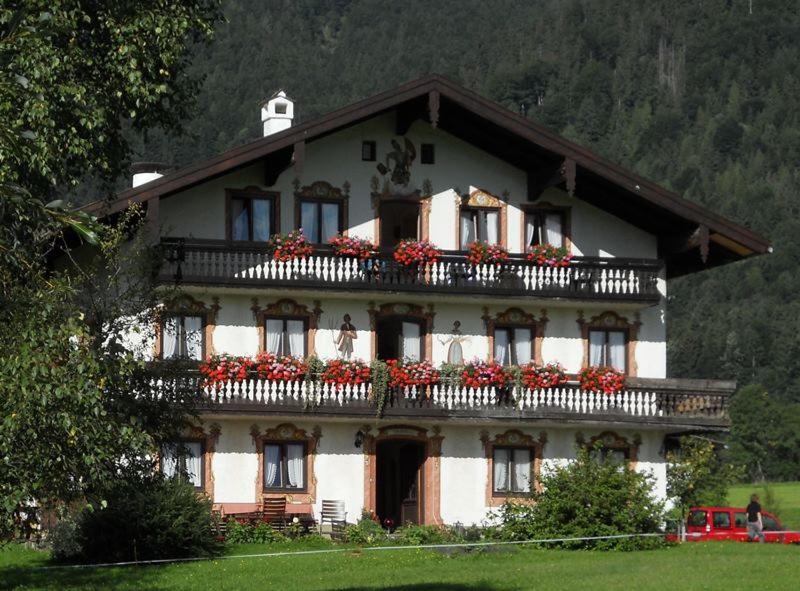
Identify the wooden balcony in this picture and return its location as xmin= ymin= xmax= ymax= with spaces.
xmin=159 ymin=238 xmax=663 ymax=303
xmin=153 ymin=369 xmax=732 ymax=429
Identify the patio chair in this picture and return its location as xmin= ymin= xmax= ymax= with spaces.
xmin=319 ymin=499 xmax=347 ymax=539
xmin=261 ymin=498 xmax=287 ymax=531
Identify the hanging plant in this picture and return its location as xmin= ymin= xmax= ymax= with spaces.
xmin=392 ymin=239 xmax=443 ymax=267
xmin=321 ymin=358 xmax=372 ymax=389
xmin=525 ymin=243 xmax=572 ymax=267
xmin=579 ymin=366 xmax=625 ymax=394
xmin=520 ymin=362 xmax=568 ymax=389
xmin=370 ymin=359 xmax=390 ymax=417
xmin=267 ymin=230 xmax=314 ymax=262
xmin=460 ymin=359 xmax=510 ymax=389
xmin=386 ymin=359 xmax=441 ymax=388
xmin=199 ymin=354 xmax=255 ymax=389
xmin=466 ymin=241 xmax=509 ymax=267
xmin=329 ymin=235 xmax=377 ymax=260
xmin=254 ymin=352 xmax=307 ymax=382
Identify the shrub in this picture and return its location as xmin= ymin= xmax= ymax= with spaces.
xmin=344 ymin=511 xmax=387 ymax=545
xmin=394 ymin=524 xmax=452 ymax=545
xmin=50 ymin=517 xmax=83 ymax=562
xmin=77 ymin=476 xmax=223 ymax=562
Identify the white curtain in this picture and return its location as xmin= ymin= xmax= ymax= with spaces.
xmin=493 ymin=448 xmax=509 ymax=491
xmin=286 ymin=443 xmax=304 ymax=488
xmin=264 ymin=444 xmax=280 ymax=487
xmin=287 ymin=320 xmax=305 ymax=357
xmin=494 ymin=329 xmax=510 ymax=365
xmin=589 ymin=331 xmax=605 ymax=366
xmin=232 ymin=199 xmax=249 ymax=240
xmin=513 ymin=448 xmax=531 ymax=493
xmin=252 ymin=199 xmax=271 ymax=241
xmin=162 ymin=317 xmax=179 ymax=359
xmin=544 ymin=213 xmax=563 ymax=247
xmin=265 ymin=319 xmax=283 ymax=354
xmin=301 ymin=201 xmax=319 ymax=243
xmin=460 ymin=211 xmax=475 ymax=248
xmin=184 ymin=316 xmax=203 ymax=360
xmin=513 ymin=328 xmax=532 ymax=365
xmin=161 ymin=443 xmax=178 ymax=478
xmin=321 ymin=203 xmax=340 ymax=242
xmin=485 ymin=210 xmax=499 ymax=244
xmin=525 ymin=217 xmax=536 ymax=247
xmin=183 ymin=441 xmax=202 ymax=487
xmin=608 ymin=331 xmax=626 ymax=371
xmin=402 ymin=322 xmax=421 ymax=361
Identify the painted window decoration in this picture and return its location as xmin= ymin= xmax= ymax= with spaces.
xmin=263 ymin=442 xmax=305 ymax=490
xmin=589 ymin=329 xmax=627 ymax=372
xmin=493 ymin=327 xmax=533 ymax=366
xmin=493 ymin=447 xmax=531 ymax=494
xmin=162 ymin=441 xmax=203 ymax=489
xmin=460 ymin=207 xmax=499 ymax=248
xmin=525 ymin=210 xmax=565 ymax=248
xmin=299 ymin=199 xmax=341 ymax=244
xmin=231 ymin=195 xmax=274 ymax=241
xmin=162 ymin=314 xmax=204 ymax=360
xmin=265 ymin=317 xmax=306 ymax=357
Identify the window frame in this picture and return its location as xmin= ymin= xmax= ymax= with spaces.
xmin=459 ymin=205 xmax=501 ymax=248
xmin=491 ymin=445 xmax=532 ymax=496
xmin=520 ymin=203 xmax=571 ymax=252
xmin=361 ymin=140 xmax=377 ymax=162
xmin=375 ymin=315 xmax=426 ymax=361
xmin=588 ymin=328 xmax=629 ymax=372
xmin=493 ymin=324 xmax=534 ymax=366
xmin=295 ymin=197 xmax=345 ymax=244
xmin=263 ymin=315 xmax=309 ymax=357
xmin=420 ymin=143 xmax=435 ymax=164
xmin=262 ymin=440 xmax=308 ymax=493
xmin=161 ymin=439 xmax=205 ymax=491
xmin=159 ymin=313 xmax=206 ymax=361
xmin=225 ymin=188 xmax=279 ymax=242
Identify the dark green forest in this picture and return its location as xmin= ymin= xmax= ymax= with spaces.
xmin=123 ymin=0 xmax=799 ymax=479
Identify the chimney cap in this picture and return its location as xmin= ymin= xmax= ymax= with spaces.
xmin=260 ymin=89 xmax=293 ymax=107
xmin=131 ymin=161 xmax=170 ymax=175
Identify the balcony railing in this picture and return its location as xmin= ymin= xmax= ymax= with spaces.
xmin=153 ymin=369 xmax=731 ymax=427
xmin=159 ymin=238 xmax=662 ymax=302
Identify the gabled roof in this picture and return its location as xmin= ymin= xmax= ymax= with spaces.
xmin=84 ymin=74 xmax=770 ymax=276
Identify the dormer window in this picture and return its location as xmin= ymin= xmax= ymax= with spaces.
xmin=460 ymin=207 xmax=499 ymax=248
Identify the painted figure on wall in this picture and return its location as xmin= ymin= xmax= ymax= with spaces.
xmin=438 ymin=320 xmax=469 ymax=364
xmin=335 ymin=314 xmax=358 ymax=359
xmin=377 ymin=138 xmax=416 ymax=187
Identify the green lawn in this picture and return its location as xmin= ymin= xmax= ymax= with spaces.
xmin=1 ymin=541 xmax=797 ymax=591
xmin=728 ymin=481 xmax=800 ymax=529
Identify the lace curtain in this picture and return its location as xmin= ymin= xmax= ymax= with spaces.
xmin=513 ymin=448 xmax=531 ymax=493
xmin=286 ymin=443 xmax=304 ymax=488
xmin=493 ymin=448 xmax=509 ymax=491
xmin=264 ymin=444 xmax=280 ymax=487
xmin=286 ymin=320 xmax=305 ymax=357
xmin=401 ymin=322 xmax=421 ymax=361
xmin=513 ymin=328 xmax=532 ymax=365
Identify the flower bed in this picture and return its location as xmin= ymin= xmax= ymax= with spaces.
xmin=267 ymin=230 xmax=314 ymax=261
xmin=466 ymin=241 xmax=509 ymax=267
xmin=578 ymin=366 xmax=625 ymax=394
xmin=254 ymin=352 xmax=307 ymax=382
xmin=199 ymin=354 xmax=255 ymax=389
xmin=329 ymin=235 xmax=377 ymax=260
xmin=321 ymin=359 xmax=372 ymax=389
xmin=460 ymin=360 xmax=510 ymax=389
xmin=520 ymin=362 xmax=568 ymax=389
xmin=525 ymin=243 xmax=572 ymax=267
xmin=387 ymin=359 xmax=441 ymax=388
xmin=393 ymin=239 xmax=443 ymax=267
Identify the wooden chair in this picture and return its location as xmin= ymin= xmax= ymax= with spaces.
xmin=319 ymin=500 xmax=347 ymax=539
xmin=261 ymin=498 xmax=287 ymax=530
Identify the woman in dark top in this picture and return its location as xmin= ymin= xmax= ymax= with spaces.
xmin=746 ymin=493 xmax=765 ymax=543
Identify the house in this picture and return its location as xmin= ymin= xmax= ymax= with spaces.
xmin=86 ymin=75 xmax=770 ymax=527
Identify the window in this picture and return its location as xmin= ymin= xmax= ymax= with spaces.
xmin=713 ymin=511 xmax=731 ymax=529
xmin=420 ymin=143 xmax=435 ymax=164
xmin=460 ymin=207 xmax=500 ymax=248
xmin=263 ymin=442 xmax=306 ymax=490
xmin=298 ymin=199 xmax=342 ymax=244
xmin=589 ymin=329 xmax=627 ymax=372
xmin=264 ymin=317 xmax=307 ymax=357
xmin=230 ymin=193 xmax=276 ymax=241
xmin=734 ymin=512 xmax=748 ymax=528
xmin=524 ymin=210 xmax=565 ymax=248
xmin=376 ymin=318 xmax=423 ymax=361
xmin=494 ymin=326 xmax=533 ymax=366
xmin=493 ymin=447 xmax=531 ymax=494
xmin=362 ymin=140 xmax=376 ymax=162
xmin=589 ymin=447 xmax=629 ymax=464
xmin=275 ymin=102 xmax=288 ymax=115
xmin=688 ymin=510 xmax=707 ymax=527
xmin=762 ymin=515 xmax=780 ymax=531
xmin=162 ymin=441 xmax=203 ymax=489
xmin=161 ymin=314 xmax=204 ymax=360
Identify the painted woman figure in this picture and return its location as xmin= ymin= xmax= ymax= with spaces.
xmin=438 ymin=320 xmax=468 ymax=364
xmin=336 ymin=314 xmax=357 ymax=359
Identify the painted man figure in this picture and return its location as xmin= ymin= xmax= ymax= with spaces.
xmin=336 ymin=314 xmax=357 ymax=359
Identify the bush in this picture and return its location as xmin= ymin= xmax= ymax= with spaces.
xmin=494 ymin=448 xmax=666 ymax=550
xmin=77 ymin=476 xmax=223 ymax=562
xmin=225 ymin=519 xmax=287 ymax=544
xmin=344 ymin=511 xmax=387 ymax=545
xmin=50 ymin=518 xmax=82 ymax=562
xmin=394 ymin=524 xmax=453 ymax=545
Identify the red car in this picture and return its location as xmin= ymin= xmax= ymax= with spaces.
xmin=682 ymin=506 xmax=800 ymax=544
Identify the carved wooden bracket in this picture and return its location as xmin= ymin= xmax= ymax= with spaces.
xmin=428 ymin=90 xmax=440 ymax=129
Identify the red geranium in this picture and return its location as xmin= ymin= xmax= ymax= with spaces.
xmin=321 ymin=359 xmax=371 ymax=389
xmin=267 ymin=230 xmax=314 ymax=262
xmin=387 ymin=359 xmax=440 ymax=388
xmin=520 ymin=362 xmax=568 ymax=389
xmin=466 ymin=241 xmax=509 ymax=267
xmin=460 ymin=360 xmax=510 ymax=389
xmin=199 ymin=354 xmax=255 ymax=389
xmin=525 ymin=244 xmax=572 ymax=267
xmin=579 ymin=366 xmax=625 ymax=394
xmin=393 ymin=239 xmax=442 ymax=267
xmin=329 ymin=235 xmax=377 ymax=261
xmin=255 ymin=351 xmax=307 ymax=382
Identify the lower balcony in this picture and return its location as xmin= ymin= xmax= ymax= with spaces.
xmin=153 ymin=369 xmax=733 ymax=429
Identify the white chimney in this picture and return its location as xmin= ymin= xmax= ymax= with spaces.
xmin=131 ymin=162 xmax=165 ymax=188
xmin=261 ymin=90 xmax=294 ymax=137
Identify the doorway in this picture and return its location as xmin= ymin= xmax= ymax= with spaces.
xmin=379 ymin=201 xmax=419 ymax=247
xmin=376 ymin=439 xmax=425 ymax=526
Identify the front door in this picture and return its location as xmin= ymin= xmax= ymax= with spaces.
xmin=376 ymin=439 xmax=425 ymax=527
xmin=379 ymin=201 xmax=419 ymax=247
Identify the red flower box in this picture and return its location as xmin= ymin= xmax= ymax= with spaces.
xmin=460 ymin=360 xmax=510 ymax=389
xmin=387 ymin=359 xmax=441 ymax=388
xmin=579 ymin=366 xmax=625 ymax=394
xmin=321 ymin=359 xmax=371 ymax=389
xmin=329 ymin=235 xmax=377 ymax=261
xmin=520 ymin=362 xmax=568 ymax=389
xmin=254 ymin=352 xmax=307 ymax=382
xmin=393 ymin=239 xmax=443 ymax=267
xmin=199 ymin=354 xmax=255 ymax=389
xmin=267 ymin=230 xmax=314 ymax=262
xmin=466 ymin=241 xmax=509 ymax=267
xmin=525 ymin=244 xmax=572 ymax=267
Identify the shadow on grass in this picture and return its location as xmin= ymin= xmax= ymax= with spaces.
xmin=0 ymin=564 xmax=166 ymax=591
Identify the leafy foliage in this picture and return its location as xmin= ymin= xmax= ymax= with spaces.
xmin=224 ymin=520 xmax=286 ymax=544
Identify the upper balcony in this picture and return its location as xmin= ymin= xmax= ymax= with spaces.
xmin=159 ymin=238 xmax=663 ymax=303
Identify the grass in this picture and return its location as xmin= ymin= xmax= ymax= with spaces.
xmin=1 ymin=541 xmax=798 ymax=591
xmin=728 ymin=481 xmax=800 ymax=529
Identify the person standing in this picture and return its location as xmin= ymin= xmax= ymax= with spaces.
xmin=746 ymin=493 xmax=766 ymax=543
